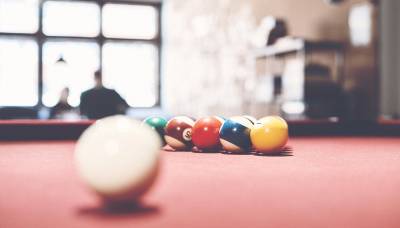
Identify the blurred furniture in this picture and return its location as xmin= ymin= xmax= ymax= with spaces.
xmin=253 ymin=37 xmax=345 ymax=119
xmin=266 ymin=19 xmax=288 ymax=45
xmin=0 ymin=107 xmax=38 ymax=119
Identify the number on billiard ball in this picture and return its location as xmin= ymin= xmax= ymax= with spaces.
xmin=164 ymin=116 xmax=195 ymax=151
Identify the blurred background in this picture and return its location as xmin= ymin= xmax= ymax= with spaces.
xmin=0 ymin=0 xmax=397 ymax=121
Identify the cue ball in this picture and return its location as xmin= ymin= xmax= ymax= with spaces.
xmin=164 ymin=116 xmax=195 ymax=150
xmin=250 ymin=116 xmax=288 ymax=153
xmin=75 ymin=115 xmax=162 ymax=203
xmin=192 ymin=116 xmax=224 ymax=151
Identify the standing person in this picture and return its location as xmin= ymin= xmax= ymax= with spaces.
xmin=50 ymin=88 xmax=74 ymax=119
xmin=80 ymin=70 xmax=128 ymax=119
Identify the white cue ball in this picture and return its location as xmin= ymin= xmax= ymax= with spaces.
xmin=75 ymin=115 xmax=162 ymax=203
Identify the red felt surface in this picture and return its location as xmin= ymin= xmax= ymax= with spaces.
xmin=1 ymin=137 xmax=400 ymax=228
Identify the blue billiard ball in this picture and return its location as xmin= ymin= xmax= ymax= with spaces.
xmin=219 ymin=117 xmax=253 ymax=153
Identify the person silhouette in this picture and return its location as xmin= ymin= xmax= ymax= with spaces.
xmin=50 ymin=87 xmax=74 ymax=119
xmin=79 ymin=70 xmax=128 ymax=119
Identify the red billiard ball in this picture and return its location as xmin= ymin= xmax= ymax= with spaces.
xmin=192 ymin=116 xmax=224 ymax=151
xmin=164 ymin=116 xmax=195 ymax=150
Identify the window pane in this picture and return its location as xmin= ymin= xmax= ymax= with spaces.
xmin=103 ymin=42 xmax=158 ymax=107
xmin=0 ymin=0 xmax=39 ymax=33
xmin=0 ymin=38 xmax=38 ymax=106
xmin=43 ymin=41 xmax=100 ymax=107
xmin=102 ymin=4 xmax=157 ymax=39
xmin=43 ymin=1 xmax=100 ymax=37
xmin=349 ymin=4 xmax=373 ymax=46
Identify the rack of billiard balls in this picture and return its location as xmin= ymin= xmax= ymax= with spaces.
xmin=73 ymin=115 xmax=288 ymax=207
xmin=143 ymin=115 xmax=289 ymax=154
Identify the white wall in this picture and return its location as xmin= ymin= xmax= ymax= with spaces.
xmin=162 ymin=0 xmax=257 ymax=118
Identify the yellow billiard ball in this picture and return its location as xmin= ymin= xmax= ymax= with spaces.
xmin=250 ymin=116 xmax=288 ymax=153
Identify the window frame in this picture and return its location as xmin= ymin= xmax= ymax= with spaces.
xmin=0 ymin=0 xmax=162 ymax=108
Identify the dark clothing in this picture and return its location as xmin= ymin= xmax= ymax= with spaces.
xmin=80 ymin=87 xmax=128 ymax=119
xmin=49 ymin=102 xmax=73 ymax=119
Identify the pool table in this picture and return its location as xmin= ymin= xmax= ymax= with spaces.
xmin=0 ymin=120 xmax=400 ymax=228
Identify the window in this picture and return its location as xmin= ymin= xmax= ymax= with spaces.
xmin=0 ymin=38 xmax=38 ymax=106
xmin=349 ymin=3 xmax=373 ymax=46
xmin=0 ymin=0 xmax=161 ymax=108
xmin=0 ymin=0 xmax=39 ymax=33
xmin=103 ymin=42 xmax=158 ymax=107
xmin=42 ymin=41 xmax=100 ymax=107
xmin=102 ymin=4 xmax=158 ymax=39
xmin=43 ymin=1 xmax=100 ymax=37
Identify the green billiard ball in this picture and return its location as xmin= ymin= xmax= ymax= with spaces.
xmin=143 ymin=117 xmax=168 ymax=145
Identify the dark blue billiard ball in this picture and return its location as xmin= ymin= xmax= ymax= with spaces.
xmin=219 ymin=116 xmax=253 ymax=153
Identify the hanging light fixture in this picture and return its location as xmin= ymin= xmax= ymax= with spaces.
xmin=56 ymin=55 xmax=67 ymax=64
